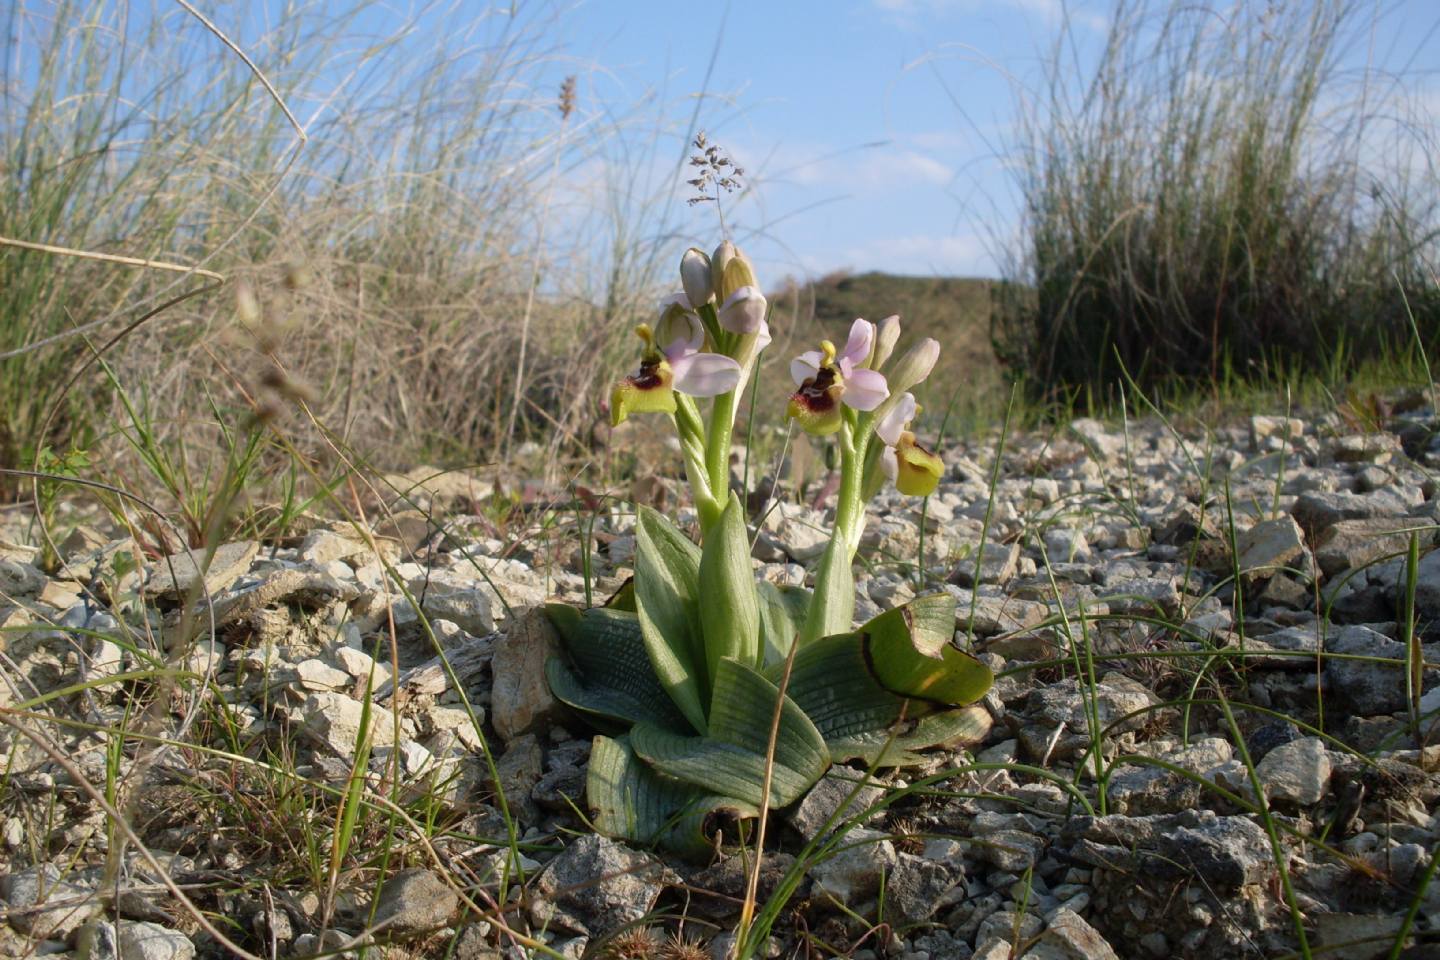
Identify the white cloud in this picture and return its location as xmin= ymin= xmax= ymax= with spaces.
xmin=836 ymin=231 xmax=993 ymax=276
xmin=872 ymin=0 xmax=1107 ymax=32
xmin=854 ymin=150 xmax=953 ymax=187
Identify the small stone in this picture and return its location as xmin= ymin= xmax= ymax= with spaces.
xmin=407 ymin=577 xmax=495 ymax=636
xmin=950 ymin=542 xmax=1020 ymax=587
xmin=786 ymin=771 xmax=885 ymax=842
xmin=1314 ymin=517 xmax=1438 ymax=577
xmin=490 ymin=606 xmax=563 ymax=742
xmin=299 ymin=692 xmax=396 ymax=759
xmin=885 ymin=853 xmax=963 ymax=924
xmin=1034 ymin=907 xmax=1121 ymax=959
xmin=1324 ymin=625 xmax=1414 ymax=716
xmin=373 ymin=868 xmax=459 ymax=934
xmin=1235 ymin=516 xmax=1309 ymax=584
xmin=299 ymin=529 xmax=368 ymax=566
xmin=954 ymin=594 xmax=1049 ymax=636
xmin=808 ymin=828 xmax=897 ymax=901
xmin=90 ymin=921 xmax=196 ymax=960
xmin=0 ymin=557 xmax=47 ymax=598
xmin=1250 ymin=416 xmax=1305 ymax=447
xmin=1327 ymin=433 xmax=1402 ymax=464
xmin=295 ymin=658 xmax=352 ymax=691
xmin=145 ymin=540 xmax=259 ymax=599
xmin=1 ymin=863 xmax=97 ymax=939
xmin=529 ymin=835 xmax=666 ymax=936
xmin=1256 ymin=736 xmax=1331 ymax=806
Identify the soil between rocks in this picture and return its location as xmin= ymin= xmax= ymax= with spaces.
xmin=1 ymin=397 xmax=1439 ymax=959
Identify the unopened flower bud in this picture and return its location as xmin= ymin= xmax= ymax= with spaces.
xmin=680 ymin=248 xmax=712 ymax=307
xmin=886 ymin=337 xmax=940 ymax=395
xmin=871 ymin=314 xmax=901 ymax=369
xmin=721 ymin=254 xmax=757 ymax=302
xmin=711 ymin=241 xmax=736 ymax=300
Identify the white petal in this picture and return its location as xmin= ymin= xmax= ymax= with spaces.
xmin=790 ymin=351 xmax=823 ymax=386
xmin=839 ymin=318 xmax=875 ymax=368
xmin=842 ymin=367 xmax=889 ymax=411
xmin=880 ymin=445 xmax=898 ymax=481
xmin=718 ymin=286 xmax=767 ymax=335
xmin=754 ymin=318 xmax=772 ymax=352
xmin=876 ymin=392 xmax=916 ymax=446
xmin=671 ymin=351 xmax=741 ymax=397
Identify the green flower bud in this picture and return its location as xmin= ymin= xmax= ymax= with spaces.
xmin=885 ymin=337 xmax=939 ymax=395
xmin=871 ymin=314 xmax=901 ymax=369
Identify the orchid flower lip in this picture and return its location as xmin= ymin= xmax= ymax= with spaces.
xmin=788 ymin=332 xmax=890 ymax=412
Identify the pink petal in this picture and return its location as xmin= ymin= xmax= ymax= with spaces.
xmin=718 ymin=286 xmax=767 ymax=335
xmin=880 ymin=445 xmax=898 ymax=481
xmin=790 ymin=351 xmax=823 ymax=386
xmin=671 ymin=351 xmax=741 ymax=397
xmin=838 ymin=319 xmax=875 ymax=368
xmin=658 ymin=291 xmax=694 ymax=313
xmin=661 ymin=310 xmax=705 ymax=359
xmin=842 ymin=367 xmax=889 ymax=411
xmin=876 ymin=392 xmax=916 ymax=446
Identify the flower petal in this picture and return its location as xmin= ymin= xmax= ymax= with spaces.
xmin=838 ymin=319 xmax=875 ymax=368
xmin=841 ymin=367 xmax=889 ymax=411
xmin=718 ymin=286 xmax=767 ymax=335
xmin=790 ymin=351 xmax=823 ymax=386
xmin=876 ymin=392 xmax=916 ymax=446
xmin=671 ymin=351 xmax=741 ymax=397
xmin=880 ymin=445 xmax=898 ymax=481
xmin=754 ymin=318 xmax=772 ymax=352
xmin=659 ymin=310 xmax=705 ymax=359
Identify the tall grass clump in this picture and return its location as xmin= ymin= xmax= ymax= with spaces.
xmin=1 ymin=0 xmax=688 ymax=493
xmin=992 ymin=0 xmax=1440 ymax=406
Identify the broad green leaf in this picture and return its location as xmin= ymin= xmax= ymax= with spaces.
xmin=756 ymin=581 xmax=810 ymax=666
xmin=863 ymin=594 xmax=993 ymax=706
xmin=826 ymin=705 xmax=993 ymax=766
xmin=800 ymin=532 xmax=854 ymax=645
xmin=634 ymin=507 xmax=708 ymax=734
xmin=588 ymin=735 xmax=758 ymax=859
xmin=604 ymin=578 xmax=636 ymax=612
xmin=779 ymin=633 xmax=911 ymax=744
xmin=629 ymin=658 xmax=829 ymax=808
xmin=544 ymin=606 xmax=689 ymax=731
xmin=699 ymin=493 xmax=761 ymax=678
xmin=773 ymin=595 xmax=994 ymax=763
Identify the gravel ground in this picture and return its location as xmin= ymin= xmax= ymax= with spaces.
xmin=2 ymin=393 xmax=1439 ymax=959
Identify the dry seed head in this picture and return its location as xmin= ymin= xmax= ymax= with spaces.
xmin=559 ymin=75 xmax=576 ymax=120
xmin=685 ymin=131 xmax=744 ymax=206
xmin=659 ymin=932 xmax=708 ymax=960
xmin=603 ymin=926 xmax=660 ymax=959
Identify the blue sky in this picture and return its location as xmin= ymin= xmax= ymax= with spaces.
xmin=546 ymin=0 xmax=1439 ymax=283
xmin=560 ymin=0 xmax=1067 ymax=281
xmin=12 ymin=0 xmax=1435 ymax=286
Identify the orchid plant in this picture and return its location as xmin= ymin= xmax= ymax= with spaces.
xmin=545 ymin=241 xmax=993 ymax=857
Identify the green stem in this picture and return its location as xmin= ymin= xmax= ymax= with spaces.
xmin=705 ymin=388 xmax=738 ymax=529
xmin=835 ymin=415 xmax=871 ymax=559
xmin=672 ymin=403 xmax=720 ymax=528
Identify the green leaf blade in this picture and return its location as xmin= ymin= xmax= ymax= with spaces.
xmin=634 ymin=506 xmax=708 ymax=734
xmin=544 ymin=607 xmax=689 ymax=731
xmin=699 ymin=493 xmax=762 ymax=678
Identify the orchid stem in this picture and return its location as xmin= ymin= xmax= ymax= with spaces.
xmin=705 ymin=389 xmax=738 ymax=525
